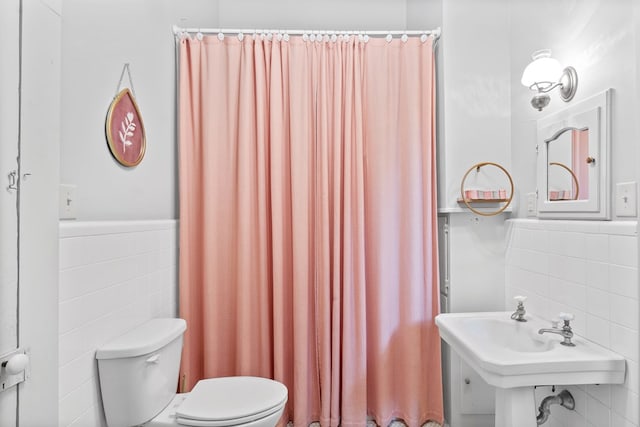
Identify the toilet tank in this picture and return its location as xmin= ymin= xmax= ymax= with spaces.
xmin=96 ymin=318 xmax=187 ymax=427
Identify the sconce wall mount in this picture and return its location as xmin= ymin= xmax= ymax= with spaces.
xmin=557 ymin=66 xmax=578 ymax=101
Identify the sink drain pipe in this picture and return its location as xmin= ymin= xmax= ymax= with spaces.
xmin=536 ymin=389 xmax=575 ymax=425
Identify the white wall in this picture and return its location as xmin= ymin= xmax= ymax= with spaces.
xmin=217 ymin=0 xmax=406 ymax=30
xmin=59 ymin=0 xmax=415 ymax=222
xmin=445 ymin=213 xmax=507 ymax=313
xmin=427 ymin=0 xmax=511 ymax=311
xmin=509 ymin=0 xmax=639 ymax=220
xmin=58 ymin=0 xmax=415 ymax=220
xmin=406 ymin=0 xmax=441 ymax=31
xmin=60 ymin=0 xmax=218 ymax=221
xmin=58 ymin=221 xmax=178 ymax=427
xmin=506 ymin=219 xmax=639 ymax=427
xmin=438 ymin=0 xmax=511 ymax=212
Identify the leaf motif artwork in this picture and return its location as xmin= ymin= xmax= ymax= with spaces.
xmin=118 ymin=112 xmax=137 ymax=153
xmin=106 ymin=88 xmax=146 ymax=167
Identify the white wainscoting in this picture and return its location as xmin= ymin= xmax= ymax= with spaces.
xmin=58 ymin=220 xmax=178 ymax=427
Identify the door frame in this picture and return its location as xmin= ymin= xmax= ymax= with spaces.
xmin=17 ymin=0 xmax=61 ymax=424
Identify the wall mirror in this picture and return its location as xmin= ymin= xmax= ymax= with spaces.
xmin=537 ymin=89 xmax=612 ymax=219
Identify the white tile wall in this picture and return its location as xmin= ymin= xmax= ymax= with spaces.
xmin=58 ymin=220 xmax=178 ymax=427
xmin=506 ymin=219 xmax=639 ymax=427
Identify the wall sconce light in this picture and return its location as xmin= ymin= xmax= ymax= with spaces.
xmin=521 ymin=49 xmax=578 ymax=111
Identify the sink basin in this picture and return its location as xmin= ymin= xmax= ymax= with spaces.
xmin=435 ymin=312 xmax=625 ymax=388
xmin=463 ymin=317 xmax=553 ymax=354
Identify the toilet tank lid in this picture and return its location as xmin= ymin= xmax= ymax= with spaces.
xmin=96 ymin=318 xmax=187 ymax=360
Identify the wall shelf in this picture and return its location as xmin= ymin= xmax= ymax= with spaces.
xmin=456 ymin=198 xmax=510 ymax=204
xmin=438 ymin=206 xmax=513 ymax=214
xmin=459 ymin=162 xmax=514 ymax=217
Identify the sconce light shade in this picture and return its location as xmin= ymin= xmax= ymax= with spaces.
xmin=522 ymin=49 xmax=578 ymax=111
xmin=521 ymin=50 xmax=562 ymax=89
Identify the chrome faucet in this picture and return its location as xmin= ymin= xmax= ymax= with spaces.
xmin=510 ymin=296 xmax=527 ymax=322
xmin=538 ymin=313 xmax=575 ymax=346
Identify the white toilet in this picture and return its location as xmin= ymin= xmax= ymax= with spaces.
xmin=96 ymin=318 xmax=288 ymax=427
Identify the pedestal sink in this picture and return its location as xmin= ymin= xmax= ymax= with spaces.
xmin=435 ymin=312 xmax=625 ymax=427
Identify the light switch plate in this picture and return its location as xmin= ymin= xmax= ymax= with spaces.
xmin=615 ymin=182 xmax=637 ymax=217
xmin=59 ymin=184 xmax=77 ymax=219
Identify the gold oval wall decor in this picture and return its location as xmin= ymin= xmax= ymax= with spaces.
xmin=105 ymin=88 xmax=146 ymax=167
xmin=459 ymin=162 xmax=514 ymax=217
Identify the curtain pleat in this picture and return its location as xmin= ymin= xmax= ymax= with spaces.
xmin=178 ymin=34 xmax=443 ymax=427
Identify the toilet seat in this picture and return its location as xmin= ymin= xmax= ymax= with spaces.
xmin=176 ymin=376 xmax=288 ymax=427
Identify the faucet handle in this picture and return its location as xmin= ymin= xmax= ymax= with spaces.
xmin=511 ymin=296 xmax=527 ymax=321
xmin=558 ymin=312 xmax=574 ymax=322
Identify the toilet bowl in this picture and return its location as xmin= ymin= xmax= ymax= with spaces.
xmin=96 ymin=319 xmax=288 ymax=427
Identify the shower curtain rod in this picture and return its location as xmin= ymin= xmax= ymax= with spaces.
xmin=173 ymin=25 xmax=441 ymax=40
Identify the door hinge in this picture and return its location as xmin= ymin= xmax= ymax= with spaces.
xmin=7 ymin=170 xmax=18 ymax=192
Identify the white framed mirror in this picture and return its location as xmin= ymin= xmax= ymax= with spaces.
xmin=536 ymin=89 xmax=612 ymax=219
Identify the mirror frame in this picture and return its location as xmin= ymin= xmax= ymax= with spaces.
xmin=536 ymin=89 xmax=612 ymax=219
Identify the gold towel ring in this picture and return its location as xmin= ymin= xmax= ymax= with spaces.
xmin=459 ymin=162 xmax=514 ymax=217
xmin=549 ymin=162 xmax=579 ymax=200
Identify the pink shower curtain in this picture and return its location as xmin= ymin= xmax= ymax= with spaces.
xmin=178 ymin=33 xmax=442 ymax=427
